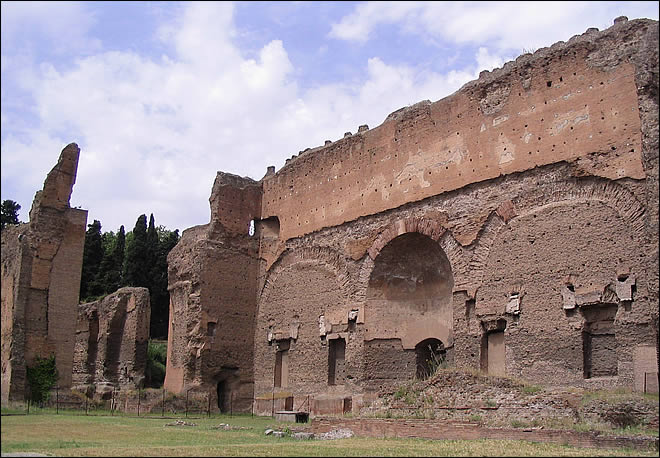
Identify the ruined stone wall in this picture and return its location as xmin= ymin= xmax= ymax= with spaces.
xmin=72 ymin=287 xmax=150 ymax=397
xmin=166 ymin=17 xmax=658 ymax=414
xmin=165 ymin=172 xmax=261 ymax=412
xmin=248 ymin=17 xmax=658 ymax=409
xmin=1 ymin=143 xmax=87 ymax=403
xmin=261 ymin=20 xmax=647 ymax=244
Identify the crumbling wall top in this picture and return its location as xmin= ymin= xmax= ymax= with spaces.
xmin=29 ymin=142 xmax=80 ymax=221
xmin=256 ymin=17 xmax=655 ymax=242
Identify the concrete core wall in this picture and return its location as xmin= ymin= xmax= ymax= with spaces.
xmin=165 ymin=172 xmax=261 ymax=412
xmin=1 ymin=143 xmax=87 ymax=403
xmin=166 ymin=18 xmax=659 ymax=414
xmin=72 ymin=287 xmax=150 ymax=398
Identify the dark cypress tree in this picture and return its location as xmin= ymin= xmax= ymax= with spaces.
xmin=150 ymin=227 xmax=180 ymax=338
xmin=97 ymin=225 xmax=125 ymax=294
xmin=95 ymin=230 xmax=116 ymax=294
xmin=123 ymin=214 xmax=149 ymax=288
xmin=147 ymin=214 xmax=158 ymax=258
xmin=80 ymin=220 xmax=104 ymax=301
xmin=1 ymin=199 xmax=21 ymax=230
xmin=114 ymin=225 xmax=126 ymax=285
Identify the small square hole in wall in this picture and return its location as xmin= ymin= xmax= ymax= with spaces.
xmin=207 ymin=322 xmax=217 ymax=336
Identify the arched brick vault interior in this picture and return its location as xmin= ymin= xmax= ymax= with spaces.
xmin=365 ymin=232 xmax=454 ymax=350
xmin=471 ymin=176 xmax=649 ymax=385
xmin=469 ymin=176 xmax=647 ymax=294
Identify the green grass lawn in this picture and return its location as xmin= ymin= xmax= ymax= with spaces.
xmin=1 ymin=413 xmax=656 ymax=457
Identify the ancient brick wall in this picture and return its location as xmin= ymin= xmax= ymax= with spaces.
xmin=165 ymin=172 xmax=261 ymax=413
xmin=1 ymin=143 xmax=87 ymax=403
xmin=248 ymin=17 xmax=658 ymax=410
xmin=167 ymin=17 xmax=658 ymax=414
xmin=72 ymin=287 xmax=150 ymax=397
xmin=261 ymin=21 xmax=646 ymax=243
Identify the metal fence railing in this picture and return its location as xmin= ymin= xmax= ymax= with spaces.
xmin=4 ymin=387 xmax=260 ymax=419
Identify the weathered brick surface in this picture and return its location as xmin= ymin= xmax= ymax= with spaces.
xmin=167 ymin=18 xmax=658 ymax=414
xmin=1 ymin=143 xmax=87 ymax=403
xmin=72 ymin=287 xmax=150 ymax=396
xmin=164 ymin=172 xmax=261 ymax=413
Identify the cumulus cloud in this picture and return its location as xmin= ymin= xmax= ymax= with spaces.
xmin=329 ymin=1 xmax=659 ymax=52
xmin=7 ymin=2 xmax=652 ymax=231
xmin=1 ymin=2 xmax=490 ymax=231
xmin=0 ymin=1 xmax=101 ymax=57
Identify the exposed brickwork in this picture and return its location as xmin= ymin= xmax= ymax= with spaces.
xmin=167 ymin=18 xmax=658 ymax=414
xmin=1 ymin=143 xmax=87 ymax=403
xmin=72 ymin=287 xmax=150 ymax=397
xmin=164 ymin=172 xmax=261 ymax=413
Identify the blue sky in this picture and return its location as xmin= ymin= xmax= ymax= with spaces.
xmin=1 ymin=1 xmax=658 ymax=233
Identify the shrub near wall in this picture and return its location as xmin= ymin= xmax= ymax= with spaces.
xmin=26 ymin=355 xmax=58 ymax=404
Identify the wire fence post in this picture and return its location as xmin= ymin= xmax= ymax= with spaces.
xmin=111 ymin=388 xmax=115 ymax=416
xmin=85 ymin=395 xmax=88 ymax=416
xmin=185 ymin=389 xmax=189 ymax=418
xmin=27 ymin=396 xmax=30 ymax=415
xmin=137 ymin=388 xmax=141 ymax=417
xmin=162 ymin=387 xmax=165 ymax=417
xmin=56 ymin=386 xmax=59 ymax=415
xmin=230 ymin=392 xmax=233 ymax=418
xmin=271 ymin=389 xmax=274 ymax=418
xmin=207 ymin=393 xmax=211 ymax=418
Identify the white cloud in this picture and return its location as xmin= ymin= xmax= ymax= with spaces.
xmin=328 ymin=1 xmax=422 ymax=43
xmin=330 ymin=1 xmax=660 ymax=52
xmin=6 ymin=2 xmax=653 ymax=232
xmin=0 ymin=1 xmax=101 ymax=57
xmin=3 ymin=1 xmax=488 ymax=231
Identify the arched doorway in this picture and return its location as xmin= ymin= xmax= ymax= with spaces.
xmin=365 ymin=232 xmax=454 ymax=385
xmin=415 ymin=338 xmax=445 ymax=379
xmin=215 ymin=368 xmax=239 ymax=413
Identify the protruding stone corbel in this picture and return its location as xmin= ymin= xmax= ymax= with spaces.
xmin=561 ymin=284 xmax=576 ymax=309
xmin=290 ymin=322 xmax=300 ymax=340
xmin=318 ymin=315 xmax=328 ymax=337
xmin=505 ymin=293 xmax=521 ymax=315
xmin=615 ymin=275 xmax=635 ymax=302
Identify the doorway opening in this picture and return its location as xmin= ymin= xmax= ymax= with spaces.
xmin=328 ymin=337 xmax=346 ymax=385
xmin=415 ymin=338 xmax=445 ymax=379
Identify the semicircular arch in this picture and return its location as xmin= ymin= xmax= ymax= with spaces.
xmin=469 ymin=177 xmax=647 ymax=291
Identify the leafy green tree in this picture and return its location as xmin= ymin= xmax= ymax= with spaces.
xmin=123 ymin=214 xmax=150 ymax=288
xmin=1 ymin=199 xmax=21 ymax=230
xmin=80 ymin=220 xmax=104 ymax=301
xmin=145 ymin=340 xmax=167 ymax=388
